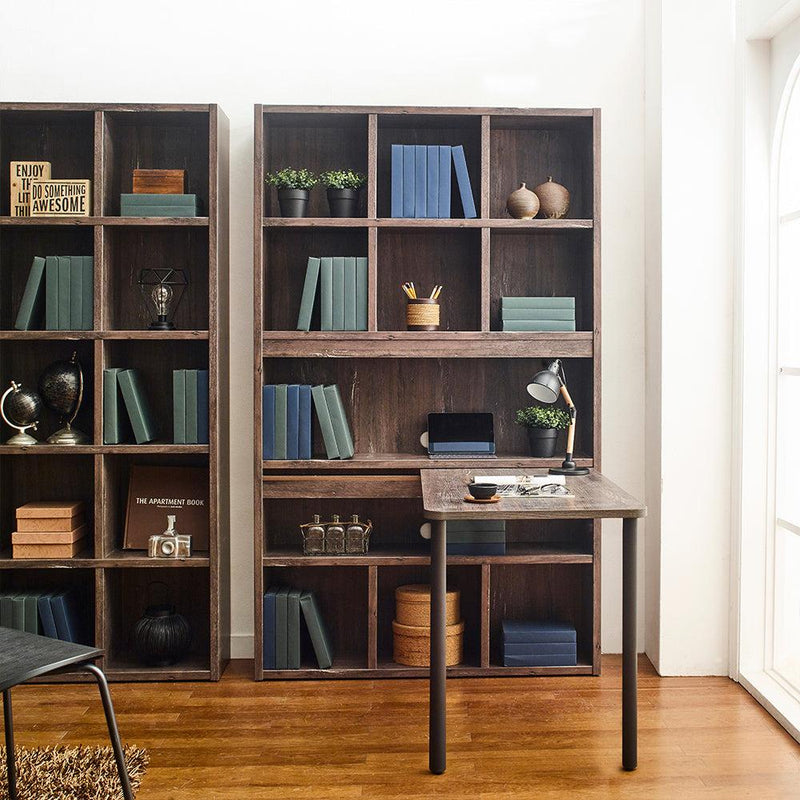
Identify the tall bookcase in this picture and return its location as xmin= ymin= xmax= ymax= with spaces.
xmin=0 ymin=102 xmax=230 ymax=681
xmin=255 ymin=105 xmax=600 ymax=680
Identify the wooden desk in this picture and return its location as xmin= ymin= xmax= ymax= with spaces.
xmin=421 ymin=469 xmax=646 ymax=775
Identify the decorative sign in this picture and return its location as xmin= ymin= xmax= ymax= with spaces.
xmin=9 ymin=161 xmax=51 ymax=216
xmin=30 ymin=179 xmax=91 ymax=216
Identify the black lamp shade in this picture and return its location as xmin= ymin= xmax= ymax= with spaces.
xmin=527 ymin=362 xmax=561 ymax=404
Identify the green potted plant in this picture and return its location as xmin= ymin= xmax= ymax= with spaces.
xmin=515 ymin=405 xmax=571 ymax=458
xmin=265 ymin=168 xmax=318 ymax=217
xmin=319 ymin=169 xmax=366 ymax=217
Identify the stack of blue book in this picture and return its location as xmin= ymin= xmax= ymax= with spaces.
xmin=501 ymin=297 xmax=576 ymax=332
xmin=446 ymin=520 xmax=505 ymax=556
xmin=390 ymin=144 xmax=476 ymax=218
xmin=502 ymin=620 xmax=577 ymax=667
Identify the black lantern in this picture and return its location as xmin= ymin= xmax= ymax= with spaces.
xmin=137 ymin=268 xmax=188 ymax=330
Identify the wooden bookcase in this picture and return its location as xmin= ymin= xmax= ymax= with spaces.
xmin=0 ymin=102 xmax=230 ymax=681
xmin=255 ymin=105 xmax=600 ymax=680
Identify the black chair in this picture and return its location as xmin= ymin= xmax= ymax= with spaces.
xmin=0 ymin=627 xmax=133 ymax=800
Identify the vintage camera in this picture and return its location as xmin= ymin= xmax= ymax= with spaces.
xmin=148 ymin=514 xmax=192 ymax=558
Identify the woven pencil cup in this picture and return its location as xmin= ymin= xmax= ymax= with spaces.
xmin=406 ymin=298 xmax=439 ymax=331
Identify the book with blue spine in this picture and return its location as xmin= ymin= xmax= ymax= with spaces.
xmin=263 ymin=588 xmax=277 ymax=669
xmin=297 ymin=256 xmax=321 ymax=331
xmin=320 ymin=257 xmax=333 ymax=331
xmin=502 ymin=620 xmax=577 ymax=644
xmin=14 ymin=256 xmax=46 ymax=331
xmin=262 ymin=384 xmax=276 ymax=459
xmin=426 ymin=145 xmax=439 ymax=218
xmin=451 ymin=145 xmax=477 ymax=218
xmin=298 ymin=384 xmax=312 ymax=459
xmin=504 ymin=642 xmax=578 ymax=656
xmin=414 ymin=144 xmax=427 ymax=217
xmin=503 ymin=652 xmax=577 ymax=667
xmin=438 ymin=146 xmax=452 ymax=218
xmin=402 ymin=145 xmax=415 ymax=217
xmin=37 ymin=593 xmax=58 ymax=639
xmin=196 ymin=369 xmax=209 ymax=445
xmin=286 ymin=384 xmax=300 ymax=460
xmin=391 ymin=144 xmax=403 ymax=217
xmin=51 ymin=590 xmax=82 ymax=643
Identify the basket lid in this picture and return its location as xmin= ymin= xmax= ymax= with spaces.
xmin=395 ymin=584 xmax=459 ymax=602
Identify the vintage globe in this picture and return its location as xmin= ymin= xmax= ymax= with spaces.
xmin=39 ymin=354 xmax=83 ymax=417
xmin=2 ymin=383 xmax=43 ymax=427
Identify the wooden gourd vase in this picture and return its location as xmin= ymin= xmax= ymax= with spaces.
xmin=533 ymin=176 xmax=570 ymax=219
xmin=506 ymin=182 xmax=540 ymax=219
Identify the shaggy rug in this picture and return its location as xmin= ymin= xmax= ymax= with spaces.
xmin=0 ymin=744 xmax=148 ymax=800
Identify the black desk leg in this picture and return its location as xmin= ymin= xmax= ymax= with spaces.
xmin=622 ymin=516 xmax=638 ymax=771
xmin=3 ymin=689 xmax=17 ymax=800
xmin=429 ymin=519 xmax=447 ymax=775
xmin=81 ymin=664 xmax=134 ymax=800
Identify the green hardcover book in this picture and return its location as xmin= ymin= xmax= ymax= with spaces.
xmin=275 ymin=587 xmax=290 ymax=670
xmin=120 ymin=205 xmax=198 ymax=218
xmin=344 ymin=257 xmax=357 ymax=331
xmin=0 ymin=595 xmax=13 ymax=628
xmin=274 ymin=384 xmax=288 ymax=460
xmin=502 ymin=320 xmax=576 ymax=332
xmin=82 ymin=256 xmax=94 ymax=330
xmin=23 ymin=594 xmax=39 ymax=634
xmin=311 ymin=384 xmax=339 ymax=459
xmin=299 ymin=590 xmax=333 ymax=669
xmin=120 ymin=193 xmax=199 ymax=206
xmin=185 ymin=369 xmax=199 ymax=444
xmin=57 ymin=256 xmax=71 ymax=331
xmin=323 ymin=384 xmax=355 ymax=459
xmin=11 ymin=596 xmax=26 ymax=631
xmin=332 ymin=256 xmax=345 ymax=331
xmin=501 ymin=296 xmax=575 ymax=309
xmin=287 ymin=589 xmax=302 ymax=670
xmin=117 ymin=369 xmax=159 ymax=444
xmin=103 ymin=367 xmax=131 ymax=444
xmin=356 ymin=256 xmax=368 ymax=331
xmin=501 ymin=308 xmax=576 ymax=321
xmin=45 ymin=255 xmax=59 ymax=330
xmin=173 ymin=369 xmax=186 ymax=444
xmin=14 ymin=256 xmax=46 ymax=331
xmin=69 ymin=255 xmax=83 ymax=331
xmin=320 ymin=257 xmax=333 ymax=331
xmin=296 ymin=256 xmax=321 ymax=332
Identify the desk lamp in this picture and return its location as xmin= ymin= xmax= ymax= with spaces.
xmin=527 ymin=359 xmax=589 ymax=476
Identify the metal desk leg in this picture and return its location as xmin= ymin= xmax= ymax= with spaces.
xmin=3 ymin=689 xmax=17 ymax=800
xmin=622 ymin=516 xmax=638 ymax=771
xmin=81 ymin=664 xmax=134 ymax=800
xmin=429 ymin=519 xmax=447 ymax=774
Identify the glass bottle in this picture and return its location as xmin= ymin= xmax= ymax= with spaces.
xmin=326 ymin=514 xmax=345 ymax=554
xmin=304 ymin=514 xmax=325 ymax=555
xmin=346 ymin=514 xmax=367 ymax=553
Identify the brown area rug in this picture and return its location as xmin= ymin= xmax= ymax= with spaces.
xmin=0 ymin=744 xmax=148 ymax=800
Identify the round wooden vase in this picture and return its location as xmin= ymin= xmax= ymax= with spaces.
xmin=506 ymin=182 xmax=540 ymax=219
xmin=533 ymin=176 xmax=570 ymax=219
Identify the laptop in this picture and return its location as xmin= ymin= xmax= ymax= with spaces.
xmin=427 ymin=413 xmax=496 ymax=459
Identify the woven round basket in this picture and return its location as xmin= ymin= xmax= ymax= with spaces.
xmin=395 ymin=584 xmax=460 ymax=627
xmin=406 ymin=299 xmax=439 ymax=330
xmin=392 ymin=619 xmax=465 ymax=667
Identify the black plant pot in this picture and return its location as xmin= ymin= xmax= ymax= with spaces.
xmin=277 ymin=188 xmax=310 ymax=217
xmin=327 ymin=188 xmax=359 ymax=217
xmin=133 ymin=603 xmax=192 ymax=667
xmin=527 ymin=427 xmax=559 ymax=458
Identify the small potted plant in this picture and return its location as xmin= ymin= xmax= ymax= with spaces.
xmin=515 ymin=405 xmax=571 ymax=458
xmin=319 ymin=169 xmax=366 ymax=217
xmin=265 ymin=168 xmax=318 ymax=217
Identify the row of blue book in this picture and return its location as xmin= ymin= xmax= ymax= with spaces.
xmin=0 ymin=589 xmax=87 ymax=644
xmin=14 ymin=255 xmax=94 ymax=331
xmin=262 ymin=384 xmax=354 ymax=460
xmin=501 ymin=296 xmax=576 ymax=332
xmin=297 ymin=256 xmax=368 ymax=331
xmin=172 ymin=369 xmax=210 ymax=444
xmin=502 ymin=620 xmax=577 ymax=667
xmin=390 ymin=144 xmax=476 ymax=218
xmin=445 ymin=520 xmax=506 ymax=556
xmin=263 ymin=587 xmax=332 ymax=669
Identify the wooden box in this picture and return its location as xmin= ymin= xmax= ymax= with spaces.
xmin=395 ymin=584 xmax=460 ymax=627
xmin=133 ymin=169 xmax=185 ymax=194
xmin=392 ymin=619 xmax=464 ymax=667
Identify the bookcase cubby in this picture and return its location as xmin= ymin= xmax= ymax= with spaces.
xmin=256 ymin=106 xmax=601 ymax=680
xmin=0 ymin=102 xmax=229 ymax=681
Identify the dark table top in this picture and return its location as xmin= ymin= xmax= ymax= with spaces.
xmin=0 ymin=627 xmax=102 ymax=691
xmin=421 ymin=469 xmax=646 ymax=521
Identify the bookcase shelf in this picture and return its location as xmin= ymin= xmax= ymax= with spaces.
xmin=0 ymin=102 xmax=229 ymax=681
xmin=255 ymin=105 xmax=601 ymax=681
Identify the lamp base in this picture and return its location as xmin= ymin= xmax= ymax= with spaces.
xmin=148 ymin=320 xmax=175 ymax=331
xmin=549 ymin=458 xmax=589 ymax=476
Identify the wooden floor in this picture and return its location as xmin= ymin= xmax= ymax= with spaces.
xmin=6 ymin=656 xmax=800 ymax=799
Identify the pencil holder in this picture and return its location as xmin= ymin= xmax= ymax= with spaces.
xmin=406 ymin=298 xmax=440 ymax=331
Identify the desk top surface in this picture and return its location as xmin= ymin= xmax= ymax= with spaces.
xmin=421 ymin=469 xmax=646 ymax=520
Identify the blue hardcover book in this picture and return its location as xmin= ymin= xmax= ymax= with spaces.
xmin=504 ymin=642 xmax=578 ymax=657
xmin=262 ymin=384 xmax=276 ymax=459
xmin=446 ymin=542 xmax=506 ymax=556
xmin=275 ymin=587 xmax=290 ymax=670
xmin=286 ymin=384 xmax=300 ymax=460
xmin=263 ymin=589 xmax=277 ymax=669
xmin=426 ymin=145 xmax=439 ymax=218
xmin=51 ymin=590 xmax=81 ymax=644
xmin=414 ymin=144 xmax=427 ymax=217
xmin=452 ymin=145 xmax=477 ymax=218
xmin=391 ymin=144 xmax=403 ymax=217
xmin=320 ymin=257 xmax=333 ymax=331
xmin=356 ymin=257 xmax=368 ymax=331
xmin=196 ymin=369 xmax=209 ymax=445
xmin=37 ymin=593 xmax=58 ymax=639
xmin=402 ymin=145 xmax=415 ymax=217
xmin=502 ymin=620 xmax=577 ymax=644
xmin=332 ymin=256 xmax=345 ymax=331
xmin=438 ymin=146 xmax=452 ymax=218
xmin=503 ymin=653 xmax=578 ymax=667
xmin=298 ymin=385 xmax=312 ymax=460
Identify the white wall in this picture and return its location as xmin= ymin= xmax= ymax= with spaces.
xmin=0 ymin=0 xmax=647 ymax=657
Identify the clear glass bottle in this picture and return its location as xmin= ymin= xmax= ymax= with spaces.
xmin=304 ymin=514 xmax=325 ymax=555
xmin=325 ymin=514 xmax=345 ymax=554
xmin=346 ymin=514 xmax=367 ymax=553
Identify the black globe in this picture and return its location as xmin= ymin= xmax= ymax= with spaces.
xmin=39 ymin=358 xmax=81 ymax=417
xmin=3 ymin=386 xmax=43 ymax=427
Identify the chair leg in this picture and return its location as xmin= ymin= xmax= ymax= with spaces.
xmin=80 ymin=664 xmax=133 ymax=800
xmin=3 ymin=689 xmax=17 ymax=800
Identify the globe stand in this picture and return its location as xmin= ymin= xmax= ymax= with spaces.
xmin=6 ymin=429 xmax=39 ymax=446
xmin=47 ymin=422 xmax=89 ymax=445
xmin=40 ymin=351 xmax=89 ymax=446
xmin=0 ymin=381 xmax=42 ymax=447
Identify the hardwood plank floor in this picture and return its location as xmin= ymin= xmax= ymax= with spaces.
xmin=6 ymin=656 xmax=800 ymax=799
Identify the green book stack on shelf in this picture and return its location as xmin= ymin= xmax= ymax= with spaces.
xmin=117 ymin=368 xmax=158 ymax=444
xmin=297 ymin=255 xmax=367 ymax=331
xmin=173 ymin=369 xmax=210 ymax=444
xmin=31 ymin=255 xmax=93 ymax=331
xmin=262 ymin=587 xmax=332 ymax=670
xmin=120 ymin=193 xmax=200 ymax=217
xmin=501 ymin=297 xmax=576 ymax=332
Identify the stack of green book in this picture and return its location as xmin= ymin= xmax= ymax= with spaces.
xmin=262 ymin=587 xmax=332 ymax=670
xmin=501 ymin=297 xmax=576 ymax=331
xmin=120 ymin=193 xmax=200 ymax=217
xmin=103 ymin=368 xmax=158 ymax=444
xmin=296 ymin=256 xmax=368 ymax=331
xmin=173 ymin=369 xmax=210 ymax=445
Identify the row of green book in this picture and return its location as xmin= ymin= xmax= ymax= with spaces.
xmin=172 ymin=370 xmax=209 ymax=445
xmin=501 ymin=296 xmax=576 ymax=332
xmin=297 ymin=256 xmax=368 ymax=331
xmin=103 ymin=368 xmax=158 ymax=445
xmin=263 ymin=587 xmax=332 ymax=670
xmin=0 ymin=589 xmax=85 ymax=643
xmin=14 ymin=255 xmax=94 ymax=331
xmin=120 ymin=193 xmax=200 ymax=217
